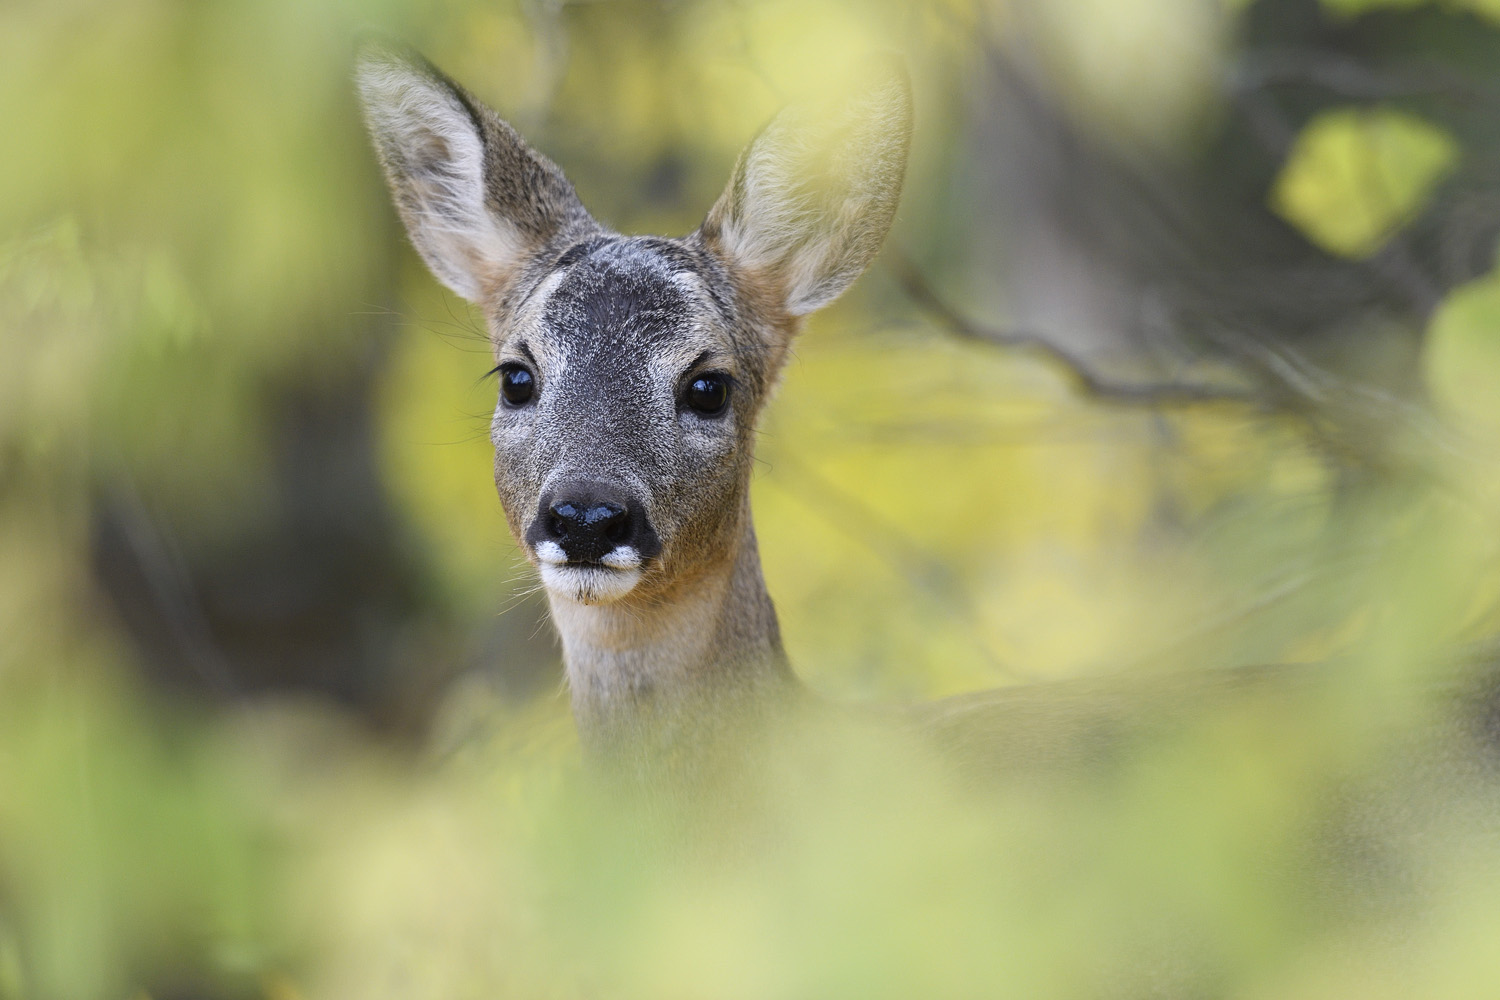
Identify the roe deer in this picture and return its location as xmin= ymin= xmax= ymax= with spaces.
xmin=357 ymin=46 xmax=911 ymax=768
xmin=355 ymin=47 xmax=1493 ymax=785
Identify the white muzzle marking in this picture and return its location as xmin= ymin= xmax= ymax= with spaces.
xmin=600 ymin=545 xmax=641 ymax=569
xmin=534 ymin=543 xmax=645 ymax=603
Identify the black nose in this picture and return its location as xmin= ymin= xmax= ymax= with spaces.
xmin=549 ymin=499 xmax=630 ymax=555
xmin=529 ymin=484 xmax=659 ymax=564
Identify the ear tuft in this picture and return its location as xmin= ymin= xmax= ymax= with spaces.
xmin=355 ymin=45 xmax=594 ymax=305
xmin=701 ymin=59 xmax=914 ymax=317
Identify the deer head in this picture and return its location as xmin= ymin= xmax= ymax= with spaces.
xmin=357 ymin=46 xmax=911 ymax=736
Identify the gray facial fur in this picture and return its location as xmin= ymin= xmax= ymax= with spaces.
xmin=494 ymin=235 xmax=767 ymax=603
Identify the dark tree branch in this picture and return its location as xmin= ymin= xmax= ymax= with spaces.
xmin=890 ymin=254 xmax=1267 ymax=409
xmin=1227 ymin=51 xmax=1497 ymax=104
xmin=892 ymin=254 xmax=1484 ymax=475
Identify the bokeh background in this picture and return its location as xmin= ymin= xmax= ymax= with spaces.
xmin=7 ymin=0 xmax=1500 ymax=996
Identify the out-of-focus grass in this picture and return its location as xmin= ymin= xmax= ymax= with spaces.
xmin=14 ymin=567 xmax=1499 ymax=1000
xmin=5 ymin=0 xmax=1500 ymax=997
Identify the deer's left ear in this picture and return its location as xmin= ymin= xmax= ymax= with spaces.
xmin=699 ymin=61 xmax=913 ymax=317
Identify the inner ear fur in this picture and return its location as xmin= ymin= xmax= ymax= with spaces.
xmin=355 ymin=45 xmax=597 ymax=305
xmin=699 ymin=60 xmax=914 ymax=317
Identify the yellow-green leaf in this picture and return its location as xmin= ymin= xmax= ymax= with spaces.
xmin=1426 ymin=262 xmax=1500 ymax=443
xmin=1271 ymin=107 xmax=1457 ymax=258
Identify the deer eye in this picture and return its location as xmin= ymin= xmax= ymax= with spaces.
xmin=683 ymin=373 xmax=730 ymax=417
xmin=498 ymin=363 xmax=535 ymax=407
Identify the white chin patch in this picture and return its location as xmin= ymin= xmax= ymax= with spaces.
xmin=539 ymin=563 xmax=643 ymax=604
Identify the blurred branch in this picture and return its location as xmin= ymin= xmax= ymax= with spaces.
xmin=891 ymin=254 xmax=1266 ymax=409
xmin=891 ymin=256 xmax=1482 ymax=472
xmin=96 ymin=479 xmax=241 ymax=698
xmin=1227 ymin=52 xmax=1495 ymax=103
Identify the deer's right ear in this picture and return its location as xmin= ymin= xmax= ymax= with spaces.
xmin=355 ymin=47 xmax=594 ymax=304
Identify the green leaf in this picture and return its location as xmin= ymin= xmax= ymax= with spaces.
xmin=1426 ymin=261 xmax=1500 ymax=442
xmin=1271 ymin=107 xmax=1457 ymax=258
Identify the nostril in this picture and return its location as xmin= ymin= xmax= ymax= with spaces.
xmin=549 ymin=502 xmax=580 ymax=539
xmin=583 ymin=503 xmax=630 ymax=545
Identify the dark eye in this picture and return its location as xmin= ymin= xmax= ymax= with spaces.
xmin=683 ymin=373 xmax=730 ymax=417
xmin=498 ymin=363 xmax=535 ymax=407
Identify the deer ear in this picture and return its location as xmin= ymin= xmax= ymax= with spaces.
xmin=355 ymin=46 xmax=595 ymax=304
xmin=700 ymin=61 xmax=913 ymax=317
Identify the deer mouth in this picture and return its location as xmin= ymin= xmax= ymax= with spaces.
xmin=533 ymin=541 xmax=644 ymax=604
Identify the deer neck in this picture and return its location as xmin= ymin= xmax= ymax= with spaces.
xmin=546 ymin=514 xmax=798 ymax=758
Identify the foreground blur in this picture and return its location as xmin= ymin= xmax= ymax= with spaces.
xmin=6 ymin=0 xmax=1500 ymax=997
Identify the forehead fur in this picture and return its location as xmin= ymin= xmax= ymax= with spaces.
xmin=546 ymin=239 xmax=698 ymax=348
xmin=512 ymin=236 xmax=757 ymax=363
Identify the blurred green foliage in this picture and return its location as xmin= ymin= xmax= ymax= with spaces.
xmin=5 ymin=0 xmax=1500 ymax=997
xmin=1272 ymin=108 xmax=1457 ymax=258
